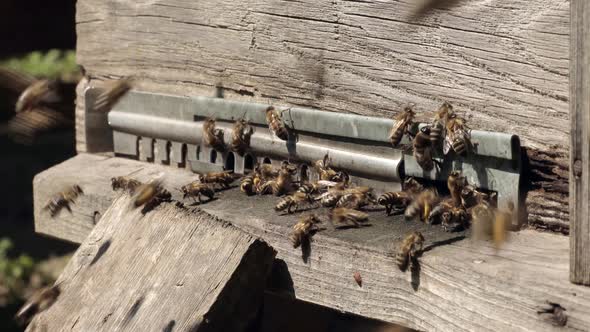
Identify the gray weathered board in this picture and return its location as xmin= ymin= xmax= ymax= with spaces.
xmin=74 ymin=0 xmax=570 ymax=232
xmin=28 ymin=194 xmax=276 ymax=332
xmin=33 ymin=154 xmax=590 ymax=331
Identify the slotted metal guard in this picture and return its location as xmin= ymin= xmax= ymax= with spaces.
xmin=84 ymin=88 xmax=522 ymax=224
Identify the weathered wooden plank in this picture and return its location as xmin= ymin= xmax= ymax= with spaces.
xmin=28 ymin=193 xmax=276 ymax=331
xmin=569 ymin=0 xmax=590 ymax=285
xmin=74 ymin=0 xmax=571 ymax=230
xmin=33 ymin=154 xmax=590 ymax=331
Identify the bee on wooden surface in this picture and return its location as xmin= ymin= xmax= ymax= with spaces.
xmin=199 ymin=171 xmax=240 ymax=189
xmin=444 ymin=114 xmax=471 ymax=156
xmin=256 ymin=180 xmax=275 ymax=195
xmin=254 ymin=163 xmax=279 ymax=180
xmin=447 ymin=170 xmax=467 ymax=207
xmin=203 ymin=118 xmax=226 ymax=152
xmin=412 ymin=126 xmax=438 ymax=171
xmin=265 ymin=106 xmax=289 ymax=140
xmin=430 ymin=102 xmax=453 ymax=145
xmin=405 ymin=188 xmax=439 ymax=222
xmin=43 ymin=185 xmax=84 ymax=217
xmin=272 ymin=168 xmax=297 ymax=196
xmin=389 ymin=106 xmax=415 ymax=147
xmin=230 ymin=119 xmax=253 ymax=155
xmin=15 ymin=79 xmax=59 ymax=113
xmin=240 ymin=174 xmax=257 ymax=196
xmin=461 ymin=185 xmax=496 ymax=210
xmin=537 ymin=301 xmax=568 ymax=327
xmin=395 ymin=231 xmax=424 ymax=271
xmin=312 ymin=153 xmax=349 ymax=182
xmin=441 ymin=206 xmax=469 ymax=232
xmin=93 ymin=77 xmax=133 ymax=113
xmin=378 ymin=191 xmax=414 ymax=215
xmin=317 ymin=183 xmax=347 ymax=207
xmin=337 ymin=187 xmax=376 ymax=209
xmin=15 ymin=284 xmax=60 ymax=327
xmin=403 ymin=177 xmax=424 ymax=194
xmin=298 ymin=180 xmax=338 ymax=196
xmin=290 ymin=214 xmax=323 ymax=248
xmin=111 ymin=176 xmax=143 ymax=194
xmin=329 ymin=207 xmax=369 ymax=228
xmin=275 ymin=191 xmax=314 ymax=214
xmin=180 ymin=182 xmax=215 ymax=203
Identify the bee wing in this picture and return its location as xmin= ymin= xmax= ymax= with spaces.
xmin=443 ymin=134 xmax=453 ymax=155
xmin=2 ymin=107 xmax=73 ymax=145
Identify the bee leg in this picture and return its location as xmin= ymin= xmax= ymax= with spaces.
xmin=385 ymin=205 xmax=392 ymax=216
xmin=197 ymin=194 xmax=203 ymax=203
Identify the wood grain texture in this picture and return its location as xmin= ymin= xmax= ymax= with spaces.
xmin=74 ymin=0 xmax=571 ymax=230
xmin=28 ymin=194 xmax=276 ymax=332
xmin=569 ymin=0 xmax=590 ymax=285
xmin=33 ymin=154 xmax=590 ymax=331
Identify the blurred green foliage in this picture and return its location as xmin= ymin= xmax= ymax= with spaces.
xmin=0 ymin=238 xmax=35 ymax=306
xmin=1 ymin=50 xmax=78 ymax=80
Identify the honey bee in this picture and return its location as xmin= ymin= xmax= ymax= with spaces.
xmin=15 ymin=284 xmax=60 ymax=327
xmin=444 ymin=114 xmax=471 ymax=156
xmin=430 ymin=102 xmax=453 ymax=144
xmin=265 ymin=106 xmax=289 ymax=140
xmin=537 ymin=301 xmax=568 ymax=327
xmin=199 ymin=171 xmax=239 ymax=189
xmin=133 ymin=176 xmax=171 ymax=213
xmin=337 ymin=187 xmax=376 ymax=209
xmin=403 ymin=177 xmax=424 ymax=194
xmin=405 ymin=188 xmax=439 ymax=221
xmin=329 ymin=207 xmax=369 ymax=228
xmin=441 ymin=206 xmax=469 ymax=232
xmin=447 ymin=170 xmax=467 ymax=207
xmin=203 ymin=118 xmax=225 ymax=152
xmin=412 ymin=126 xmax=438 ymax=171
xmin=378 ymin=191 xmax=414 ymax=215
xmin=276 ymin=191 xmax=314 ymax=214
xmin=254 ymin=163 xmax=279 ymax=180
xmin=461 ymin=185 xmax=495 ymax=210
xmin=180 ymin=182 xmax=215 ymax=203
xmin=271 ymin=168 xmax=297 ymax=196
xmin=16 ymin=79 xmax=59 ymax=113
xmin=492 ymin=202 xmax=513 ymax=249
xmin=93 ymin=77 xmax=133 ymax=113
xmin=111 ymin=176 xmax=143 ymax=194
xmin=290 ymin=214 xmax=323 ymax=248
xmin=240 ymin=174 xmax=257 ymax=195
xmin=389 ymin=106 xmax=415 ymax=147
xmin=230 ymin=119 xmax=253 ymax=155
xmin=316 ymin=182 xmax=349 ymax=207
xmin=43 ymin=185 xmax=84 ymax=217
xmin=395 ymin=231 xmax=424 ymax=271
xmin=298 ymin=180 xmax=338 ymax=196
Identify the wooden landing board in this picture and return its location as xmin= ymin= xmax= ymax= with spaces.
xmin=27 ymin=194 xmax=276 ymax=331
xmin=34 ymin=154 xmax=590 ymax=331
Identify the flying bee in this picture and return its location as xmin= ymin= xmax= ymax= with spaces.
xmin=412 ymin=126 xmax=438 ymax=172
xmin=199 ymin=171 xmax=239 ymax=189
xmin=240 ymin=174 xmax=257 ymax=195
xmin=93 ymin=77 xmax=133 ymax=113
xmin=265 ymin=106 xmax=289 ymax=140
xmin=492 ymin=202 xmax=513 ymax=249
xmin=275 ymin=191 xmax=314 ymax=214
xmin=230 ymin=119 xmax=253 ymax=155
xmin=16 ymin=79 xmax=60 ymax=113
xmin=111 ymin=176 xmax=143 ymax=194
xmin=132 ymin=176 xmax=171 ymax=213
xmin=291 ymin=214 xmax=323 ymax=249
xmin=15 ymin=284 xmax=60 ymax=327
xmin=430 ymin=101 xmax=453 ymax=144
xmin=43 ymin=185 xmax=84 ymax=217
xmin=447 ymin=170 xmax=467 ymax=207
xmin=179 ymin=182 xmax=215 ymax=203
xmin=203 ymin=118 xmax=226 ymax=152
xmin=444 ymin=114 xmax=471 ymax=156
xmin=389 ymin=106 xmax=415 ymax=147
xmin=378 ymin=191 xmax=414 ymax=215
xmin=405 ymin=188 xmax=439 ymax=222
xmin=395 ymin=231 xmax=424 ymax=271
xmin=329 ymin=207 xmax=369 ymax=228
xmin=470 ymin=202 xmax=495 ymax=242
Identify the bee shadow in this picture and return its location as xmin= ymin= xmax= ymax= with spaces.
xmin=89 ymin=239 xmax=112 ymax=266
xmin=188 ymin=197 xmax=219 ymax=206
xmin=301 ymin=237 xmax=312 ymax=263
xmin=422 ymin=235 xmax=466 ymax=253
xmin=265 ymin=259 xmax=296 ymax=298
xmin=410 ymin=257 xmax=421 ymax=292
xmin=279 ymin=205 xmax=321 ymax=216
xmin=163 ymin=320 xmax=176 ymax=332
xmin=214 ymin=184 xmax=239 ymax=193
xmin=122 ymin=296 xmax=144 ymax=326
xmin=334 ymin=223 xmax=373 ymax=230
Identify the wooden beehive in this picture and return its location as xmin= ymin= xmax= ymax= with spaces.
xmin=30 ymin=1 xmax=590 ymax=331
